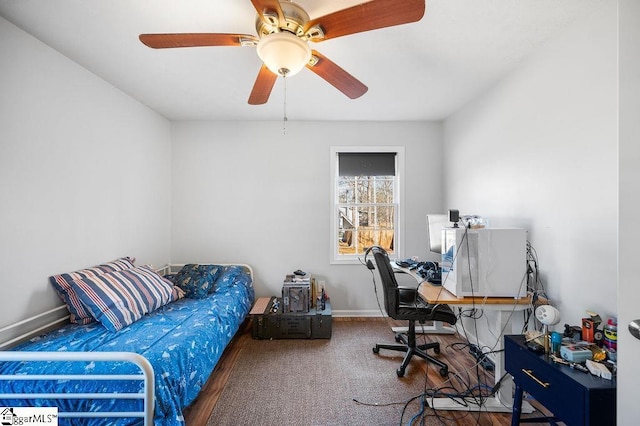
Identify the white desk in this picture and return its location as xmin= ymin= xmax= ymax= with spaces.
xmin=392 ymin=262 xmax=534 ymax=413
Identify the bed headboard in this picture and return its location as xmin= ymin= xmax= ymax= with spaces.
xmin=0 ymin=305 xmax=70 ymax=350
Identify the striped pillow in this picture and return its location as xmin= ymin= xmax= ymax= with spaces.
xmin=49 ymin=257 xmax=136 ymax=324
xmin=69 ymin=265 xmax=181 ymax=332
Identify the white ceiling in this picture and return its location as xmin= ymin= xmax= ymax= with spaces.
xmin=0 ymin=0 xmax=605 ymax=121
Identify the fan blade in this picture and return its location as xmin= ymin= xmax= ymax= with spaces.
xmin=251 ymin=0 xmax=285 ymax=27
xmin=248 ymin=64 xmax=278 ymax=105
xmin=306 ymin=50 xmax=367 ymax=99
xmin=139 ymin=33 xmax=258 ymax=49
xmin=304 ymin=0 xmax=425 ymax=41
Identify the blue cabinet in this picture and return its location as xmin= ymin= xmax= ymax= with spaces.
xmin=505 ymin=335 xmax=616 ymax=425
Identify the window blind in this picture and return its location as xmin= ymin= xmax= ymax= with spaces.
xmin=338 ymin=152 xmax=396 ymax=176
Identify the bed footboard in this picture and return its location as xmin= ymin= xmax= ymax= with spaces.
xmin=0 ymin=351 xmax=154 ymax=425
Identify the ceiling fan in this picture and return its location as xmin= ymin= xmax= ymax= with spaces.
xmin=139 ymin=0 xmax=426 ymax=105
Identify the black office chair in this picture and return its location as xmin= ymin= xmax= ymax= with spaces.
xmin=368 ymin=246 xmax=457 ymax=377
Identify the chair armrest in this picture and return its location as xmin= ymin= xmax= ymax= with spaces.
xmin=397 ymin=286 xmax=418 ymax=295
xmin=397 ymin=286 xmax=420 ymax=305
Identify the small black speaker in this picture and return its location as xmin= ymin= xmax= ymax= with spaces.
xmin=449 ymin=209 xmax=459 ymax=223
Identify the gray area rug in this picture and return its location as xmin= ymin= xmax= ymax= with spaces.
xmin=207 ymin=321 xmax=442 ymax=426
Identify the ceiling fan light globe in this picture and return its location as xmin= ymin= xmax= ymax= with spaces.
xmin=256 ymin=32 xmax=311 ymax=77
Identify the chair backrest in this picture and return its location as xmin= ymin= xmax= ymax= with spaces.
xmin=370 ymin=246 xmax=399 ymax=317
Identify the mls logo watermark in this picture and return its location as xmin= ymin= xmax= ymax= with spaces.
xmin=0 ymin=407 xmax=58 ymax=425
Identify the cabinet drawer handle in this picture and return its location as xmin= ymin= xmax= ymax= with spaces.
xmin=522 ymin=369 xmax=550 ymax=388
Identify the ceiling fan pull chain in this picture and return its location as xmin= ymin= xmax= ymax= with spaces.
xmin=283 ymin=74 xmax=288 ymax=135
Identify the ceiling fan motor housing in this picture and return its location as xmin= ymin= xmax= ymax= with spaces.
xmin=255 ymin=1 xmax=310 ymax=38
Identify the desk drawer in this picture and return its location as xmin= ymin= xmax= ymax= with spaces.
xmin=505 ymin=337 xmax=586 ymax=424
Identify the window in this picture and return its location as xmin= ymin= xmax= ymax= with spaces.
xmin=330 ymin=147 xmax=404 ymax=263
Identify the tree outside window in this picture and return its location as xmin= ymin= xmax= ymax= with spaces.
xmin=337 ymin=176 xmax=395 ymax=255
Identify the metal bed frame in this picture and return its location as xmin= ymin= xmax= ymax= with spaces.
xmin=0 ymin=351 xmax=154 ymax=424
xmin=0 ymin=263 xmax=254 ymax=426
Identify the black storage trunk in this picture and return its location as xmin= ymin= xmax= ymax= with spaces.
xmin=251 ymin=297 xmax=332 ymax=339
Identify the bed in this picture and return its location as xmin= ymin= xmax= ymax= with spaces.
xmin=0 ymin=259 xmax=255 ymax=426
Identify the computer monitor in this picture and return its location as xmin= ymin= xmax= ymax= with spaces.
xmin=426 ymin=214 xmax=449 ymax=254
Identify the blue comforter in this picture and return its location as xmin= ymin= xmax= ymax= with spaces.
xmin=0 ymin=267 xmax=254 ymax=425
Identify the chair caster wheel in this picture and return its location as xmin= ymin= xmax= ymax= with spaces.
xmin=433 ymin=347 xmax=440 ymax=355
xmin=373 ymin=346 xmax=379 ymax=354
xmin=395 ymin=335 xmax=403 ymax=343
xmin=439 ymin=367 xmax=448 ymax=377
xmin=396 ymin=368 xmax=405 ymax=377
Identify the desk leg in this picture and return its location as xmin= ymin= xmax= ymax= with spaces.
xmin=428 ymin=308 xmax=534 ymax=414
xmin=493 ymin=307 xmax=513 ymax=406
xmin=511 ymin=383 xmax=524 ymax=426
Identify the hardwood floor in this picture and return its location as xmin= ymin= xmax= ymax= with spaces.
xmin=183 ymin=318 xmax=556 ymax=426
xmin=182 ymin=320 xmax=253 ymax=426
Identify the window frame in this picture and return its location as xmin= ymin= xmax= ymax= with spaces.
xmin=330 ymin=146 xmax=405 ymax=264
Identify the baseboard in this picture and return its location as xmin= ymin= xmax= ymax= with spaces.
xmin=331 ymin=310 xmax=385 ymax=317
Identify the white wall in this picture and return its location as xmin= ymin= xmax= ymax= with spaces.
xmin=0 ymin=17 xmax=172 ymax=328
xmin=170 ymin=120 xmax=443 ymax=314
xmin=443 ymin=4 xmax=617 ymax=344
xmin=618 ymin=0 xmax=640 ymax=422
